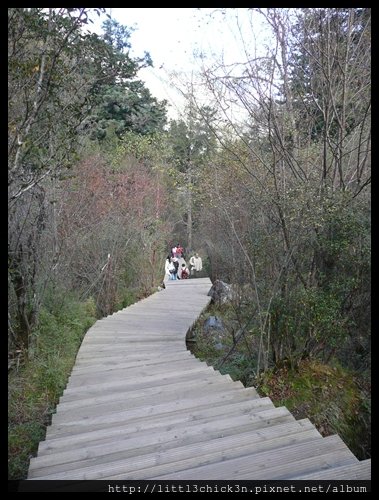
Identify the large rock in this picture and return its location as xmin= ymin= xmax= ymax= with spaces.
xmin=208 ymin=280 xmax=255 ymax=305
xmin=207 ymin=280 xmax=234 ymax=304
xmin=203 ymin=316 xmax=226 ymax=352
xmin=203 ymin=316 xmax=225 ymax=333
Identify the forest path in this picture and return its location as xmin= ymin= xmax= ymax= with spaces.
xmin=27 ymin=278 xmax=370 ymax=482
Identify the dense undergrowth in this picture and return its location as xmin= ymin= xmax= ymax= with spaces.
xmin=8 ymin=287 xmax=144 ymax=480
xmin=8 ymin=295 xmax=97 ymax=479
xmin=189 ymin=303 xmax=371 ymax=461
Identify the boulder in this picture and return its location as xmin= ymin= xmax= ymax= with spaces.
xmin=208 ymin=280 xmax=255 ymax=304
xmin=203 ymin=315 xmax=224 ymax=333
xmin=207 ymin=280 xmax=234 ymax=304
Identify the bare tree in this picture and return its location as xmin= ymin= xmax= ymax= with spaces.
xmin=192 ymin=7 xmax=370 ymax=369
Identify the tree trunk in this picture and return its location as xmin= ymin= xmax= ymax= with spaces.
xmin=187 ymin=167 xmax=193 ymax=251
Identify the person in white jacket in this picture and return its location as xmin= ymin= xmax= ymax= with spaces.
xmin=189 ymin=253 xmax=202 ymax=277
xmin=164 ymin=255 xmax=172 ymax=281
xmin=165 ymin=256 xmax=179 ymax=280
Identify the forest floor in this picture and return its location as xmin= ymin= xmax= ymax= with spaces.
xmin=188 ymin=304 xmax=371 ymax=461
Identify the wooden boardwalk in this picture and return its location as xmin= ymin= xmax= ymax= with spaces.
xmin=28 ymin=278 xmax=370 ymax=481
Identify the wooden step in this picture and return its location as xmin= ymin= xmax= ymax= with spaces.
xmin=292 ymin=458 xmax=371 ymax=480
xmin=75 ymin=348 xmax=186 ymax=362
xmin=39 ymin=397 xmax=274 ymax=455
xmin=66 ymin=358 xmax=210 ymax=387
xmin=60 ymin=365 xmax=215 ymax=401
xmin=56 ymin=374 xmax=240 ymax=413
xmin=152 ymin=435 xmax=357 ymax=480
xmin=47 ymin=387 xmax=262 ymax=436
xmin=75 ymin=343 xmax=185 ymax=354
xmin=74 ymin=352 xmax=192 ymax=367
xmin=45 ymin=390 xmax=267 ymax=440
xmin=29 ymin=406 xmax=297 ymax=479
xmin=106 ymin=420 xmax=322 ymax=480
xmin=72 ymin=351 xmax=194 ymax=374
xmin=53 ymin=379 xmax=247 ymax=421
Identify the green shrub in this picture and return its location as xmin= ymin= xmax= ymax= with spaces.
xmin=8 ymin=293 xmax=97 ymax=479
xmin=256 ymin=359 xmax=370 ymax=459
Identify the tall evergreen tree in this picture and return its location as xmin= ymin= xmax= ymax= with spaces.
xmin=88 ymin=19 xmax=167 ymax=139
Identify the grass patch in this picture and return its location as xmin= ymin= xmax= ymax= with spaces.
xmin=256 ymin=359 xmax=371 ymax=460
xmin=8 ymin=295 xmax=97 ymax=479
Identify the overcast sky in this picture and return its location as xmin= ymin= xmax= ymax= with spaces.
xmin=110 ymin=8 xmax=210 ymax=117
xmin=89 ymin=8 xmax=269 ymax=119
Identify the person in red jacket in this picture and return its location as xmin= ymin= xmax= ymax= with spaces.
xmin=180 ymin=263 xmax=189 ymax=279
xmin=176 ymin=244 xmax=183 ymax=258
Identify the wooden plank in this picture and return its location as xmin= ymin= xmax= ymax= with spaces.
xmin=151 ymin=435 xmax=357 ymax=480
xmin=30 ymin=421 xmax=321 ymax=480
xmin=45 ymin=388 xmax=265 ymax=439
xmin=76 ymin=343 xmax=184 ymax=353
xmin=81 ymin=336 xmax=185 ymax=343
xmin=292 ymin=459 xmax=371 ymax=480
xmin=56 ymin=374 xmax=241 ymax=413
xmin=29 ymin=407 xmax=296 ymax=478
xmin=109 ymin=430 xmax=323 ymax=481
xmin=75 ymin=347 xmax=185 ymax=361
xmin=72 ymin=352 xmax=194 ymax=373
xmin=61 ymin=365 xmax=215 ymax=400
xmin=39 ymin=397 xmax=275 ymax=455
xmin=49 ymin=387 xmax=262 ymax=431
xmin=67 ymin=358 xmax=209 ymax=387
xmin=53 ymin=379 xmax=247 ymax=420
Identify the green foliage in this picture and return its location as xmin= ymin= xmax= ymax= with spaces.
xmin=88 ymin=18 xmax=167 ymax=140
xmin=8 ymin=293 xmax=97 ymax=479
xmin=165 ymin=106 xmax=219 ymax=247
xmin=219 ymin=353 xmax=257 ymax=386
xmin=168 ymin=107 xmax=218 ymax=173
xmin=116 ymin=289 xmax=138 ymax=310
xmin=102 ymin=18 xmax=134 ymax=53
xmin=256 ymin=359 xmax=370 ymax=459
xmin=86 ymin=18 xmax=140 ymax=89
xmin=288 ymin=8 xmax=371 ymax=144
xmin=189 ymin=305 xmax=259 ymax=386
xmin=8 ymin=8 xmax=102 ymax=186
xmin=271 ymin=285 xmax=349 ymax=361
xmin=190 ymin=296 xmax=370 ymax=460
xmin=8 ymin=420 xmax=46 ymax=480
xmin=91 ymin=82 xmax=167 ymax=140
xmin=107 ymin=130 xmax=169 ymax=167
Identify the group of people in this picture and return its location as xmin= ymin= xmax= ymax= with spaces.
xmin=164 ymin=244 xmax=203 ymax=281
